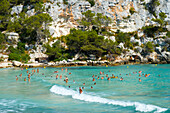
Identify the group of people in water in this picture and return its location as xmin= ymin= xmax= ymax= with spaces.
xmin=15 ymin=67 xmax=156 ymax=95
xmin=16 ymin=68 xmax=39 ymax=82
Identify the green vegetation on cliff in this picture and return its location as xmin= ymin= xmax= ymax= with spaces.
xmin=7 ymin=42 xmax=30 ymax=63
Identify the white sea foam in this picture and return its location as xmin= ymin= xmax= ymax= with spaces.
xmin=50 ymin=85 xmax=168 ymax=113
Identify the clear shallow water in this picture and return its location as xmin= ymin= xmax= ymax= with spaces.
xmin=0 ymin=64 xmax=169 ymax=113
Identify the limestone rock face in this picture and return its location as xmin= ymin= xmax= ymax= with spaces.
xmin=10 ymin=0 xmax=170 ymax=38
xmin=11 ymin=5 xmax=23 ymax=15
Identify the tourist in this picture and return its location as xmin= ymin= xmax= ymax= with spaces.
xmin=79 ymin=87 xmax=83 ymax=94
xmin=60 ymin=75 xmax=62 ymax=79
xmin=120 ymin=77 xmax=123 ymax=81
xmin=56 ymin=75 xmax=58 ymax=80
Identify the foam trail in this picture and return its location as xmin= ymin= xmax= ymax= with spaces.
xmin=50 ymin=85 xmax=168 ymax=113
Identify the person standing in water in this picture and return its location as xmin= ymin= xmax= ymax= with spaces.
xmin=19 ymin=73 xmax=22 ymax=77
xmin=64 ymin=76 xmax=68 ymax=83
xmin=56 ymin=75 xmax=58 ymax=80
xmin=37 ymin=69 xmax=39 ymax=73
xmin=60 ymin=75 xmax=62 ymax=79
xmin=16 ymin=76 xmax=18 ymax=81
xmin=79 ymin=87 xmax=83 ymax=94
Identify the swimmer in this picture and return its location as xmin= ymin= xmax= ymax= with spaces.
xmin=101 ymin=77 xmax=104 ymax=80
xmin=103 ymin=72 xmax=104 ymax=75
xmin=65 ymin=76 xmax=68 ymax=83
xmin=19 ymin=73 xmax=22 ymax=77
xmin=97 ymin=77 xmax=100 ymax=79
xmin=145 ymin=74 xmax=148 ymax=77
xmin=139 ymin=74 xmax=141 ymax=77
xmin=83 ymin=83 xmax=85 ymax=85
xmin=120 ymin=77 xmax=123 ymax=81
xmin=28 ymin=73 xmax=31 ymax=78
xmin=60 ymin=75 xmax=62 ymax=79
xmin=27 ymin=70 xmax=28 ymax=73
xmin=82 ymin=87 xmax=84 ymax=89
xmin=92 ymin=75 xmax=94 ymax=78
xmin=16 ymin=77 xmax=18 ymax=81
xmin=79 ymin=87 xmax=83 ymax=94
xmin=94 ymin=82 xmax=96 ymax=85
xmin=139 ymin=78 xmax=141 ymax=82
xmin=106 ymin=74 xmax=108 ymax=77
xmin=107 ymin=77 xmax=110 ymax=80
xmin=95 ymin=75 xmax=97 ymax=78
xmin=56 ymin=75 xmax=58 ymax=79
xmin=100 ymin=71 xmax=102 ymax=75
xmin=61 ymin=68 xmax=63 ymax=71
xmin=92 ymin=78 xmax=95 ymax=81
xmin=91 ymin=86 xmax=93 ymax=89
xmin=54 ymin=71 xmax=58 ymax=73
xmin=37 ymin=69 xmax=39 ymax=73
xmin=65 ymin=68 xmax=67 ymax=72
xmin=69 ymin=72 xmax=71 ymax=74
xmin=158 ymin=75 xmax=160 ymax=77
xmin=24 ymin=78 xmax=26 ymax=81
xmin=73 ymin=80 xmax=75 ymax=83
xmin=68 ymin=86 xmax=70 ymax=88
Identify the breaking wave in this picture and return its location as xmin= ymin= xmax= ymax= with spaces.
xmin=50 ymin=85 xmax=168 ymax=113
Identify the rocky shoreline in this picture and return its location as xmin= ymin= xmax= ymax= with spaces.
xmin=0 ymin=60 xmax=169 ymax=69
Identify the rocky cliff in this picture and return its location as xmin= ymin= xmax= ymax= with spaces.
xmin=10 ymin=0 xmax=170 ymax=37
xmin=0 ymin=0 xmax=169 ymax=65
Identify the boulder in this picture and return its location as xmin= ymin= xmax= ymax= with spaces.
xmin=5 ymin=32 xmax=19 ymax=44
xmin=13 ymin=61 xmax=22 ymax=67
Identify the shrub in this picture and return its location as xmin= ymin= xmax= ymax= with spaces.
xmin=166 ymin=31 xmax=170 ymax=38
xmin=146 ymin=42 xmax=154 ymax=52
xmin=87 ymin=0 xmax=95 ymax=7
xmin=63 ymin=0 xmax=68 ymax=5
xmin=129 ymin=7 xmax=135 ymax=15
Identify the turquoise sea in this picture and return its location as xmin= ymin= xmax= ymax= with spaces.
xmin=0 ymin=64 xmax=169 ymax=113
